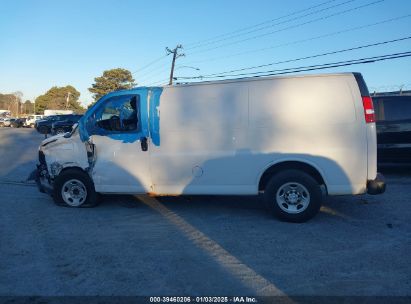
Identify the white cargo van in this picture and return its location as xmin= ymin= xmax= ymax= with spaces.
xmin=35 ymin=73 xmax=385 ymax=222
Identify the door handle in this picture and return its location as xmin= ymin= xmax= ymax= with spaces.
xmin=140 ymin=137 xmax=148 ymax=152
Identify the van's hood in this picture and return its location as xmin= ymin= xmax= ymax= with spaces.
xmin=41 ymin=134 xmax=68 ymax=148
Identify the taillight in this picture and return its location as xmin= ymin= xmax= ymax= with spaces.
xmin=362 ymin=96 xmax=375 ymax=123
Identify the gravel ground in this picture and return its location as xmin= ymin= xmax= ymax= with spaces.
xmin=0 ymin=128 xmax=410 ymax=297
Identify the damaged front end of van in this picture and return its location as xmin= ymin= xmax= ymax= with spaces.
xmin=33 ymin=87 xmax=162 ymax=207
xmin=35 ymin=124 xmax=95 ymax=197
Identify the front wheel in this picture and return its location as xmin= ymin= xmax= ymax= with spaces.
xmin=263 ymin=170 xmax=323 ymax=222
xmin=53 ymin=168 xmax=99 ymax=207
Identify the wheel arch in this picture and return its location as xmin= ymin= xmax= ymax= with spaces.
xmin=50 ymin=162 xmax=89 ymax=179
xmin=59 ymin=165 xmax=87 ymax=175
xmin=55 ymin=166 xmax=96 ymax=190
xmin=258 ymin=160 xmax=327 ymax=193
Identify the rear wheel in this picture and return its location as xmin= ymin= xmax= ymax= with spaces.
xmin=53 ymin=168 xmax=99 ymax=208
xmin=263 ymin=169 xmax=323 ymax=222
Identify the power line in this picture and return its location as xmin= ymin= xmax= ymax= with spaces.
xmin=176 ymin=51 xmax=411 ymax=81
xmin=261 ymin=52 xmax=411 ymax=77
xmin=183 ymin=35 xmax=411 ymax=78
xmin=139 ymin=64 xmax=202 ymax=86
xmin=147 ymin=78 xmax=170 ymax=86
xmin=183 ymin=13 xmax=411 ymax=66
xmin=134 ymin=0 xmax=342 ymax=80
xmin=184 ymin=0 xmax=340 ymax=48
xmin=186 ymin=0 xmax=357 ymax=51
xmin=131 ymin=55 xmax=169 ymax=75
xmin=186 ymin=0 xmax=385 ymax=56
xmin=138 ymin=65 xmax=171 ymax=83
xmin=134 ymin=0 xmax=389 ymax=87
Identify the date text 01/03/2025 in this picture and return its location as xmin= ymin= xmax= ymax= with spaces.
xmin=149 ymin=297 xmax=257 ymax=303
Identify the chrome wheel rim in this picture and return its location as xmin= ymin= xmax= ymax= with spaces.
xmin=56 ymin=129 xmax=65 ymax=134
xmin=61 ymin=179 xmax=87 ymax=207
xmin=276 ymin=182 xmax=310 ymax=214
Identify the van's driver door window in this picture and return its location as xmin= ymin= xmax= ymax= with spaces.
xmin=92 ymin=95 xmax=140 ymax=133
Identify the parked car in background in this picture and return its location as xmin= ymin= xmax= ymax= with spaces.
xmin=373 ymin=95 xmax=411 ymax=163
xmin=36 ymin=114 xmax=80 ymax=134
xmin=0 ymin=110 xmax=11 ymax=117
xmin=51 ymin=115 xmax=82 ymax=135
xmin=25 ymin=115 xmax=44 ymax=128
xmin=1 ymin=118 xmax=13 ymax=127
xmin=10 ymin=118 xmax=26 ymax=128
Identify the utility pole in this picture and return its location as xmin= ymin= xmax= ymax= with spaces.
xmin=12 ymin=91 xmax=23 ymax=117
xmin=15 ymin=95 xmax=19 ymax=118
xmin=166 ymin=44 xmax=185 ymax=85
xmin=66 ymin=92 xmax=71 ymax=109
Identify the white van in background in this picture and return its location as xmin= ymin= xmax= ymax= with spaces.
xmin=43 ymin=110 xmax=74 ymax=116
xmin=35 ymin=72 xmax=385 ymax=222
xmin=25 ymin=115 xmax=44 ymax=128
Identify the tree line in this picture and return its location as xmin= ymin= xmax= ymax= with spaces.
xmin=0 ymin=68 xmax=136 ymax=116
xmin=0 ymin=92 xmax=34 ymax=117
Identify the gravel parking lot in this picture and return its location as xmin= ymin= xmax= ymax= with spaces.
xmin=0 ymin=128 xmax=410 ymax=297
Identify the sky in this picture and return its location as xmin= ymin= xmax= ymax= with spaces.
xmin=1 ymin=0 xmax=411 ymax=106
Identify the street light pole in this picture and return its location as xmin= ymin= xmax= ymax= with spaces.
xmin=172 ymin=66 xmax=201 ymax=83
xmin=176 ymin=66 xmax=200 ymax=71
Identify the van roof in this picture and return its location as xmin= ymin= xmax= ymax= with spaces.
xmin=109 ymin=72 xmax=357 ymax=96
xmin=160 ymin=72 xmax=356 ymax=88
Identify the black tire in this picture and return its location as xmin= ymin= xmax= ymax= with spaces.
xmin=39 ymin=126 xmax=49 ymax=134
xmin=263 ymin=169 xmax=322 ymax=223
xmin=53 ymin=168 xmax=99 ymax=208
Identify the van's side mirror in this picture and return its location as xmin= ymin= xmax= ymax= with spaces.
xmin=140 ymin=137 xmax=148 ymax=151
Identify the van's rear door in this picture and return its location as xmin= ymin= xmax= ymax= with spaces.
xmin=353 ymin=73 xmax=377 ymax=181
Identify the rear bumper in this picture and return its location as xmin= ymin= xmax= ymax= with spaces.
xmin=367 ymin=173 xmax=386 ymax=195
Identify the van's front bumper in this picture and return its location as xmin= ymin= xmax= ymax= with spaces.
xmin=34 ymin=163 xmax=54 ymax=195
xmin=367 ymin=173 xmax=386 ymax=195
